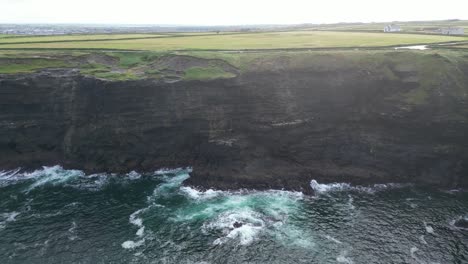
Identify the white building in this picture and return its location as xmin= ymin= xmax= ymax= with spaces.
xmin=439 ymin=27 xmax=464 ymax=35
xmin=384 ymin=24 xmax=401 ymax=32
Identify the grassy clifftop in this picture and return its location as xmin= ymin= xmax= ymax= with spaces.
xmin=1 ymin=49 xmax=467 ymax=115
xmin=0 ymin=28 xmax=466 ymax=81
xmin=1 ymin=48 xmax=467 ymax=83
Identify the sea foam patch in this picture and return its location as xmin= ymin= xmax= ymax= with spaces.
xmin=180 ymin=186 xmax=224 ymax=200
xmin=0 ymin=211 xmax=20 ymax=230
xmin=0 ymin=165 xmax=162 ymax=192
xmin=204 ymin=209 xmax=265 ymax=245
xmin=25 ymin=166 xmax=85 ymax=191
xmin=336 ymin=250 xmax=354 ymax=264
xmin=310 ymin=180 xmax=409 ymax=194
xmin=123 ymin=168 xmax=311 ymax=248
xmin=122 ymin=239 xmax=146 ymax=249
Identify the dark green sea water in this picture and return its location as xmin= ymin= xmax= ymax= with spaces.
xmin=0 ymin=166 xmax=467 ymax=263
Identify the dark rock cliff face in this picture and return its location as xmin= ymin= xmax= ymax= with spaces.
xmin=1 ymin=53 xmax=467 ymax=192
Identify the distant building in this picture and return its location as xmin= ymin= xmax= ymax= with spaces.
xmin=384 ymin=24 xmax=401 ymax=32
xmin=438 ymin=27 xmax=464 ymax=35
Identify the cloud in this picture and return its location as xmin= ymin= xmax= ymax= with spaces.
xmin=0 ymin=0 xmax=467 ymax=25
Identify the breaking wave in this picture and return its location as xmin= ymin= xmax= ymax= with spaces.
xmin=0 ymin=165 xmax=177 ymax=192
xmin=310 ymin=179 xmax=409 ymax=194
xmin=121 ymin=169 xmax=312 ymax=249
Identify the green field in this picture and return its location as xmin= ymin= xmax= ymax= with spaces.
xmin=1 ymin=26 xmax=467 ymax=81
xmin=0 ymin=58 xmax=67 ymax=73
xmin=303 ymin=20 xmax=468 ymax=33
xmin=0 ymin=34 xmax=19 ymax=38
xmin=0 ymin=31 xmax=465 ymax=51
xmin=0 ymin=32 xmax=226 ymax=44
xmin=0 ymin=34 xmax=167 ymax=43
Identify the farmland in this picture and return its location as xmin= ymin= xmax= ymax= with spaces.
xmin=0 ymin=31 xmax=466 ymax=51
xmin=0 ymin=27 xmax=467 ymax=81
xmin=298 ymin=20 xmax=468 ymax=33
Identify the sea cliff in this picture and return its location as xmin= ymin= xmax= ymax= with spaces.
xmin=1 ymin=50 xmax=467 ymax=191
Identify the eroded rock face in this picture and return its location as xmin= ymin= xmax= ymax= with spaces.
xmin=1 ymin=53 xmax=467 ymax=191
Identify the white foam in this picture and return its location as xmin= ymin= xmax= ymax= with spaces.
xmin=347 ymin=195 xmax=355 ymax=210
xmin=180 ymin=186 xmax=223 ymax=200
xmin=121 ymin=207 xmax=152 ymax=250
xmin=122 ymin=207 xmax=150 ymax=250
xmin=25 ymin=166 xmax=85 ymax=192
xmin=130 ymin=170 xmax=307 ymax=248
xmin=0 ymin=168 xmax=21 ymax=181
xmin=154 ymin=167 xmax=193 ymax=175
xmin=68 ymin=221 xmax=78 ymax=241
xmin=423 ymin=222 xmax=435 ymax=234
xmin=310 ymin=180 xmax=350 ymax=193
xmin=410 ymin=247 xmax=427 ymax=264
xmin=324 ymin=234 xmax=342 ymax=244
xmin=152 ymin=172 xmax=191 ymax=195
xmin=419 ymin=235 xmax=427 ymax=245
xmin=0 ymin=211 xmax=20 ymax=230
xmin=72 ymin=173 xmax=109 ymax=191
xmin=337 ymin=250 xmax=354 ymax=264
xmin=136 ymin=227 xmax=145 ymax=237
xmin=122 ymin=239 xmax=145 ymax=249
xmin=204 ymin=209 xmax=265 ymax=245
xmin=310 ymin=180 xmax=408 ymax=194
xmin=0 ymin=166 xmax=194 ymax=192
xmin=129 ymin=209 xmax=145 ymax=230
xmin=127 ymin=171 xmax=141 ymax=180
xmin=0 ymin=168 xmax=28 ymax=187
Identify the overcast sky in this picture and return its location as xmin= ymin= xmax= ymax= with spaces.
xmin=1 ymin=0 xmax=468 ymax=25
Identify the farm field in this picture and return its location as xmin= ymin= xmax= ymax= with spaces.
xmin=0 ymin=34 xmax=170 ymax=43
xmin=307 ymin=20 xmax=468 ymax=32
xmin=0 ymin=31 xmax=466 ymax=51
xmin=0 ymin=32 xmax=229 ymax=44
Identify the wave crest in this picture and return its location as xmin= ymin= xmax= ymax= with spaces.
xmin=310 ymin=179 xmax=409 ymax=194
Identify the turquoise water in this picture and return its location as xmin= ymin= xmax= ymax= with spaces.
xmin=0 ymin=166 xmax=467 ymax=263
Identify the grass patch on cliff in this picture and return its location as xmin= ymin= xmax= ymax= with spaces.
xmin=403 ymin=88 xmax=430 ymax=105
xmin=93 ymin=71 xmax=138 ymax=81
xmin=184 ymin=66 xmax=236 ymax=80
xmin=106 ymin=52 xmax=163 ymax=67
xmin=0 ymin=58 xmax=68 ymax=74
xmin=79 ymin=63 xmax=111 ymax=74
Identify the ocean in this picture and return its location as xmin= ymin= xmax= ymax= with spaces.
xmin=0 ymin=166 xmax=467 ymax=263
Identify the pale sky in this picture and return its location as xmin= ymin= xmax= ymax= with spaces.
xmin=1 ymin=0 xmax=468 ymax=25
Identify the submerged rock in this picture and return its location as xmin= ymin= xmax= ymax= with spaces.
xmin=454 ymin=218 xmax=468 ymax=229
xmin=233 ymin=222 xmax=243 ymax=229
